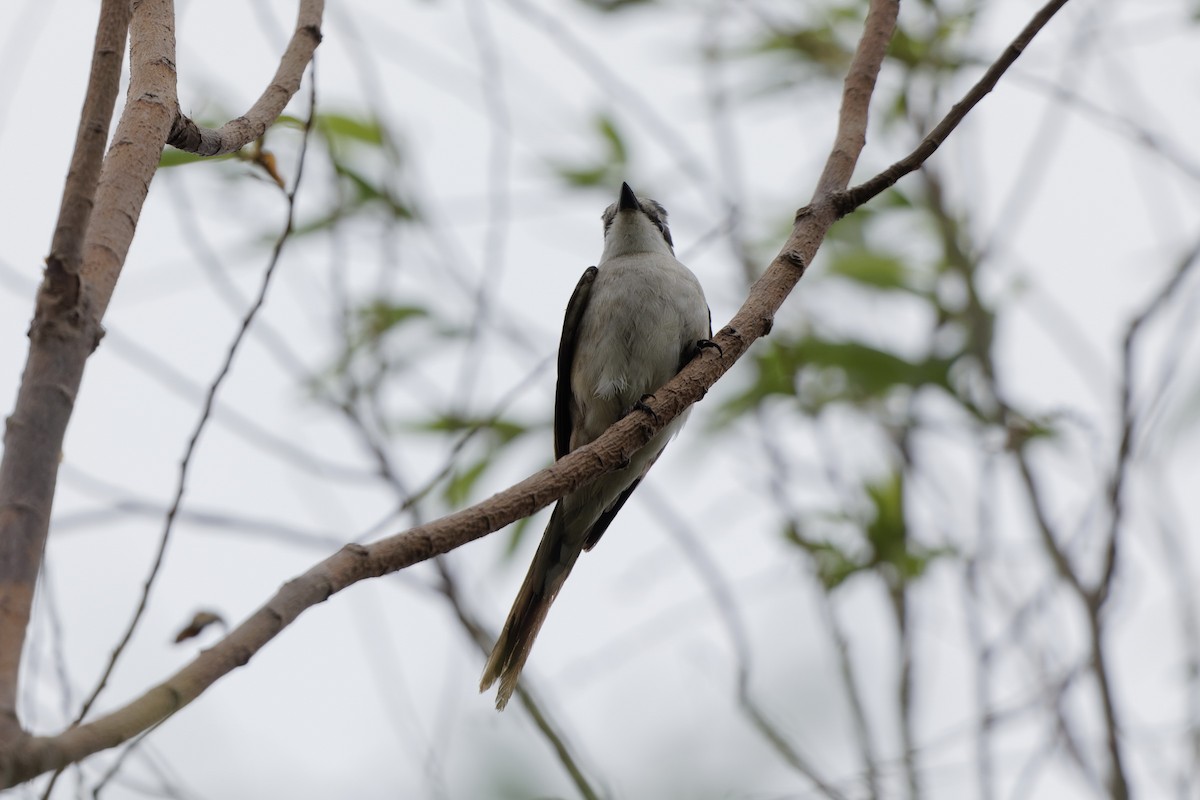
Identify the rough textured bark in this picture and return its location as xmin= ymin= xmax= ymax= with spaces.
xmin=0 ymin=0 xmax=180 ymax=738
xmin=166 ymin=0 xmax=323 ymax=157
xmin=0 ymin=0 xmax=324 ymax=782
xmin=0 ymin=0 xmax=897 ymax=786
xmin=0 ymin=0 xmax=132 ymax=743
xmin=0 ymin=0 xmax=1076 ymax=785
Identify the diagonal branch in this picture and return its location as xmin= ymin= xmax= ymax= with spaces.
xmin=0 ymin=0 xmax=131 ymax=742
xmin=65 ymin=65 xmax=318 ymax=742
xmin=0 ymin=0 xmax=895 ymax=787
xmin=1096 ymin=235 xmax=1200 ymax=608
xmin=46 ymin=0 xmax=131 ymax=284
xmin=437 ymin=560 xmax=604 ymax=800
xmin=0 ymin=0 xmax=182 ymax=741
xmin=166 ymin=0 xmax=323 ymax=156
xmin=81 ymin=0 xmax=184 ymax=321
xmin=0 ymin=0 xmax=324 ymax=768
xmin=834 ymin=0 xmax=1071 ymax=215
xmin=0 ymin=0 xmax=1073 ymax=785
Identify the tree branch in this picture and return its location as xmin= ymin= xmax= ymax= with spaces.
xmin=833 ymin=0 xmax=1071 ymax=216
xmin=166 ymin=0 xmax=323 ymax=156
xmin=0 ymin=0 xmax=895 ymax=787
xmin=1097 ymin=235 xmax=1200 ymax=609
xmin=0 ymin=0 xmax=323 ymax=773
xmin=0 ymin=0 xmax=1073 ymax=784
xmin=46 ymin=0 xmax=131 ymax=285
xmin=81 ymin=0 xmax=182 ymax=321
xmin=0 ymin=0 xmax=130 ymax=741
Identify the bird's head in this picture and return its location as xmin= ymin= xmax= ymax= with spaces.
xmin=600 ymin=182 xmax=675 ymax=260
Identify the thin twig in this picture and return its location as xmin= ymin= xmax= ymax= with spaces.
xmin=1 ymin=0 xmax=1085 ymax=782
xmin=456 ymin=0 xmax=513 ymax=408
xmin=68 ymin=69 xmax=319 ymax=733
xmin=89 ymin=719 xmax=168 ymax=799
xmin=1096 ymin=234 xmax=1200 ymax=608
xmin=642 ymin=489 xmax=849 ymax=798
xmin=835 ymin=0 xmax=1072 ymax=214
xmin=436 ymin=560 xmax=605 ymax=800
xmin=502 ymin=0 xmax=711 ymax=186
xmin=166 ymin=0 xmax=323 ymax=157
xmin=701 ymin=0 xmax=758 ymax=288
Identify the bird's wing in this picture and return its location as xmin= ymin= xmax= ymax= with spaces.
xmin=582 ymin=475 xmax=643 ymax=552
xmin=585 ymin=300 xmax=711 ymax=552
xmin=554 ymin=266 xmax=598 ymax=461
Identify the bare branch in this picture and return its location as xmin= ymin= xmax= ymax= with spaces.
xmin=1097 ymin=235 xmax=1200 ymax=607
xmin=67 ymin=67 xmax=317 ymax=738
xmin=0 ymin=0 xmax=1078 ymax=783
xmin=0 ymin=0 xmax=132 ymax=738
xmin=46 ymin=0 xmax=130 ymax=283
xmin=166 ymin=0 xmax=323 ymax=156
xmin=82 ymin=0 xmax=183 ymax=320
xmin=0 ymin=0 xmax=896 ymax=785
xmin=834 ymin=0 xmax=1071 ymax=215
xmin=436 ymin=560 xmax=604 ymax=800
xmin=813 ymin=0 xmax=899 ymax=197
xmin=0 ymin=0 xmax=323 ymax=772
xmin=1 ymin=0 xmax=184 ymax=767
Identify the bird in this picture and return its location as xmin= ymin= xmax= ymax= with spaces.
xmin=479 ymin=182 xmax=712 ymax=710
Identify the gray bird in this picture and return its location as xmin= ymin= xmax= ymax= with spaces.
xmin=480 ymin=182 xmax=712 ymax=710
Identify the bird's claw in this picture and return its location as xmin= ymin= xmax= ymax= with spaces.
xmin=632 ymin=393 xmax=658 ymax=423
xmin=695 ymin=338 xmax=723 ymax=357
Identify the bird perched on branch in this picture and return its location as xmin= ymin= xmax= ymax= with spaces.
xmin=480 ymin=182 xmax=712 ymax=710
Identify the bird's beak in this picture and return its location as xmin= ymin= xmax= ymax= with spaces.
xmin=618 ymin=182 xmax=640 ymax=212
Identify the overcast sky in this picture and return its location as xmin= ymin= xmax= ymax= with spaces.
xmin=1 ymin=1 xmax=1199 ymax=798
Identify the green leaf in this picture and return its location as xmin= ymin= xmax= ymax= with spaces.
xmin=576 ymin=0 xmax=655 ymax=11
xmin=159 ymin=149 xmax=234 ymax=168
xmin=1004 ymin=414 xmax=1060 ymax=450
xmin=338 ymin=164 xmax=413 ymax=218
xmin=786 ymin=475 xmax=952 ymax=592
xmin=552 ymin=113 xmax=627 ymax=188
xmin=815 ymin=339 xmax=954 ymax=399
xmin=419 ymin=414 xmax=529 ymax=447
xmin=316 ymin=113 xmax=385 ymax=146
xmin=557 ymin=165 xmax=610 ymax=188
xmin=713 ymin=341 xmax=796 ymax=423
xmin=863 ymin=471 xmax=954 ymax=584
xmin=505 ymin=513 xmax=539 ymax=558
xmin=444 ymin=458 xmax=491 ymax=507
xmin=755 ymin=25 xmax=851 ymax=72
xmin=357 ymin=302 xmax=429 ymax=339
xmin=596 ymin=115 xmax=627 ymax=165
xmin=716 ymin=334 xmax=956 ymax=422
xmin=886 ymin=26 xmax=930 ymax=69
xmin=826 ymin=249 xmax=913 ymax=291
xmin=785 ymin=524 xmax=864 ymax=591
xmin=273 ymin=114 xmax=308 ymax=131
xmin=864 ymin=471 xmax=906 ymax=566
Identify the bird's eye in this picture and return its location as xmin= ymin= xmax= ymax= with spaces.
xmin=655 ymin=219 xmax=674 ymax=248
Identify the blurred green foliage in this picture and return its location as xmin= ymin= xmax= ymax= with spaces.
xmin=553 ymin=113 xmax=629 ymax=189
xmin=787 ymin=472 xmax=950 ymax=591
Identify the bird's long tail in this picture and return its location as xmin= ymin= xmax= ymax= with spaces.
xmin=480 ymin=503 xmax=582 ymax=710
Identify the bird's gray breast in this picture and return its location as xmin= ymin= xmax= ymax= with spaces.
xmin=570 ymin=253 xmax=708 ymax=441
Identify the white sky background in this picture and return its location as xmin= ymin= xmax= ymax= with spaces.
xmin=0 ymin=0 xmax=1198 ymax=798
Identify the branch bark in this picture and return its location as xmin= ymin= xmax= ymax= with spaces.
xmin=166 ymin=0 xmax=323 ymax=157
xmin=0 ymin=0 xmax=894 ymax=786
xmin=0 ymin=0 xmax=1073 ymax=785
xmin=0 ymin=0 xmax=323 ymax=780
xmin=0 ymin=0 xmax=131 ymax=743
xmin=834 ymin=0 xmax=1071 ymax=214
